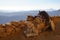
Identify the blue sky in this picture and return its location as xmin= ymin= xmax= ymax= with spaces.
xmin=0 ymin=0 xmax=60 ymax=11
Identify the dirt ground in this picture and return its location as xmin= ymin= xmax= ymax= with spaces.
xmin=0 ymin=16 xmax=60 ymax=40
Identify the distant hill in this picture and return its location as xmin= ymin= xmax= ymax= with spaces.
xmin=47 ymin=9 xmax=60 ymax=16
xmin=0 ymin=9 xmax=60 ymax=24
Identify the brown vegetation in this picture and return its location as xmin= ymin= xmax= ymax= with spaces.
xmin=0 ymin=11 xmax=59 ymax=40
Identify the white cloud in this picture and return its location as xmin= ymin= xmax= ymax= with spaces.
xmin=0 ymin=4 xmax=60 ymax=11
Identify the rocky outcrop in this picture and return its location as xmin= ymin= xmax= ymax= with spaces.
xmin=0 ymin=11 xmax=55 ymax=38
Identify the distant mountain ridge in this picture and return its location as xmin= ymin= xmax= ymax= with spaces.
xmin=47 ymin=9 xmax=60 ymax=16
xmin=0 ymin=9 xmax=60 ymax=24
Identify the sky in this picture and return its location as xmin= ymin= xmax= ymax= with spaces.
xmin=0 ymin=0 xmax=60 ymax=11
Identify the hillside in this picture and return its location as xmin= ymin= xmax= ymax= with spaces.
xmin=0 ymin=16 xmax=60 ymax=40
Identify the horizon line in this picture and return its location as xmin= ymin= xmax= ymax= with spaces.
xmin=0 ymin=9 xmax=60 ymax=12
